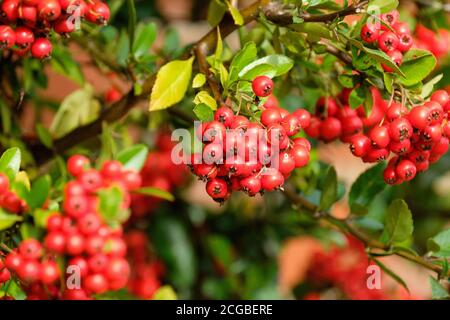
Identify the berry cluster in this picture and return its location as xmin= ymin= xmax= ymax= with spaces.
xmin=414 ymin=24 xmax=450 ymax=59
xmin=360 ymin=10 xmax=413 ymax=72
xmin=306 ymin=87 xmax=450 ymax=184
xmin=304 ymin=236 xmax=416 ymax=300
xmin=125 ymin=230 xmax=163 ymax=299
xmin=1 ymin=155 xmax=141 ymax=299
xmin=190 ymin=76 xmax=312 ymax=202
xmin=0 ymin=172 xmax=26 ymax=214
xmin=131 ymin=132 xmax=188 ymax=218
xmin=0 ymin=0 xmax=110 ymax=59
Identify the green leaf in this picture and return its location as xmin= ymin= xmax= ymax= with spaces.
xmin=384 ymin=199 xmax=414 ymax=245
xmin=193 ymin=103 xmax=215 ymax=121
xmin=349 ymin=86 xmax=366 ymax=109
xmin=132 ymin=22 xmax=157 ymax=59
xmin=0 ymin=208 xmax=22 ymax=231
xmin=26 ymin=175 xmax=51 ymax=210
xmin=149 ymin=57 xmax=194 ymax=111
xmin=153 ymin=285 xmax=178 ymax=300
xmin=349 ymin=163 xmax=387 ymax=214
xmin=338 ymin=73 xmax=357 ymax=88
xmin=50 ymin=45 xmax=84 ymax=85
xmin=228 ymin=42 xmax=257 ymax=84
xmin=238 ymin=55 xmax=294 ymax=80
xmin=429 ymin=277 xmax=449 ymax=299
xmin=421 ymin=74 xmax=443 ymax=99
xmin=319 ymin=166 xmax=338 ymax=211
xmin=399 ymin=49 xmax=436 ymax=86
xmin=133 ymin=187 xmax=175 ymax=202
xmin=207 ymin=235 xmax=233 ymax=269
xmin=194 ymin=91 xmax=217 ymax=110
xmin=192 ymin=73 xmax=206 ymax=88
xmin=427 ymin=229 xmax=450 ymax=257
xmin=0 ymin=148 xmax=21 ymax=174
xmin=151 ymin=214 xmax=197 ymax=289
xmin=371 ymin=257 xmax=409 ymax=292
xmin=207 ymin=0 xmax=227 ymax=26
xmin=117 ymin=144 xmax=148 ymax=171
xmin=98 ymin=186 xmax=128 ymax=224
xmin=227 ymin=1 xmax=243 ymax=25
xmin=36 ymin=124 xmax=53 ymax=149
xmin=50 ymin=85 xmax=100 ymax=138
xmin=368 ymin=0 xmax=399 ymax=14
xmin=127 ymin=0 xmax=137 ymax=52
xmin=33 ymin=209 xmax=58 ymax=229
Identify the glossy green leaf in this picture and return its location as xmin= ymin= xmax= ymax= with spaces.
xmin=133 ymin=187 xmax=175 ymax=201
xmin=227 ymin=1 xmax=243 ymax=25
xmin=430 ymin=277 xmax=449 ymax=299
xmin=427 ymin=229 xmax=450 ymax=257
xmin=117 ymin=144 xmax=149 ymax=171
xmin=36 ymin=124 xmax=53 ymax=149
xmin=399 ymin=49 xmax=436 ymax=86
xmin=319 ymin=166 xmax=338 ymax=211
xmin=132 ymin=22 xmax=157 ymax=59
xmin=0 ymin=148 xmax=21 ymax=174
xmin=193 ymin=103 xmax=214 ymax=121
xmin=238 ymin=55 xmax=294 ymax=80
xmin=26 ymin=175 xmax=51 ymax=210
xmin=368 ymin=0 xmax=399 ymax=14
xmin=0 ymin=208 xmax=22 ymax=231
xmin=384 ymin=199 xmax=414 ymax=245
xmin=207 ymin=0 xmax=227 ymax=26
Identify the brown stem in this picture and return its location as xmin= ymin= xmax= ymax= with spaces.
xmin=283 ymin=185 xmax=446 ymax=276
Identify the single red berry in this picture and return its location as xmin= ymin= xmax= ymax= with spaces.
xmin=443 ymin=122 xmax=450 ymax=138
xmin=389 ymin=117 xmax=413 ymax=142
xmin=44 ymin=231 xmax=66 ymax=253
xmin=100 ymin=160 xmax=123 ymax=180
xmin=0 ymin=173 xmax=9 ymax=194
xmin=0 ymin=25 xmax=15 ymax=49
xmin=395 ymin=159 xmax=417 ymax=181
xmin=105 ymin=87 xmax=121 ymax=103
xmin=54 ymin=15 xmax=76 ymax=34
xmin=281 ymin=114 xmax=300 ymax=136
xmin=84 ymin=273 xmax=108 ymax=294
xmin=77 ymin=213 xmax=101 ymax=235
xmin=67 ymin=155 xmax=90 ymax=177
xmin=424 ymin=101 xmax=444 ymax=125
xmin=19 ymin=239 xmax=43 ymax=260
xmin=341 ymin=116 xmax=363 ymax=136
xmin=31 ymin=38 xmax=52 ymax=59
xmin=292 ymin=108 xmax=311 ymax=129
xmin=239 ymin=175 xmax=261 ymax=196
xmin=263 ymin=95 xmax=279 ymax=109
xmin=87 ymin=253 xmax=109 ymax=273
xmin=361 ymin=23 xmax=379 ymax=43
xmin=63 ymin=194 xmax=88 ymax=218
xmin=315 ymin=97 xmax=338 ymax=118
xmin=204 ymin=121 xmax=226 ymax=142
xmin=0 ymin=191 xmax=24 ymax=213
xmin=292 ymin=137 xmax=311 ymax=151
xmin=105 ymin=258 xmax=130 ymax=282
xmin=392 ymin=22 xmax=410 ymax=35
xmin=0 ymin=267 xmax=11 ymax=283
xmin=260 ymin=108 xmax=282 ymax=126
xmin=65 ymin=233 xmax=86 ymax=255
xmin=229 ymin=115 xmax=250 ymax=130
xmin=380 ymin=10 xmax=399 ymax=29
xmin=319 ymin=117 xmax=342 ymax=142
xmin=290 ymin=145 xmax=310 ymax=168
xmin=85 ymin=2 xmax=110 ymax=25
xmin=78 ymin=169 xmax=103 ymax=192
xmin=383 ymin=166 xmax=400 ymax=185
xmin=18 ymin=4 xmax=37 ymax=25
xmin=252 ymin=76 xmax=274 ymax=97
xmin=122 ymin=170 xmax=142 ymax=190
xmin=67 ymin=257 xmax=89 ymax=277
xmin=37 ymin=0 xmax=61 ymax=21
xmin=17 ymin=260 xmax=40 ymax=283
xmin=397 ymin=33 xmax=413 ymax=52
xmin=46 ymin=214 xmax=63 ymax=231
xmin=14 ymin=26 xmax=34 ymax=49
xmin=203 ymin=143 xmax=224 ymax=165
xmin=430 ymin=90 xmax=449 ymax=107
xmin=5 ymin=252 xmax=23 ymax=271
xmin=260 ymin=168 xmax=284 ymax=191
xmin=85 ymin=234 xmax=105 ymax=255
xmin=214 ymin=106 xmax=235 ymax=127
xmin=304 ymin=116 xmax=322 ymax=138
xmin=382 ymin=50 xmax=402 ymax=72
xmin=408 ymin=105 xmax=431 ymax=130
xmin=206 ymin=178 xmax=228 ymax=200
xmin=1 ymin=0 xmax=19 ymax=22
xmin=369 ymin=126 xmax=390 ymax=148
xmin=422 ymin=124 xmax=442 ymax=142
xmin=378 ymin=31 xmax=399 ymax=52
xmin=39 ymin=261 xmax=60 ymax=284
xmin=386 ymin=102 xmax=407 ymax=121
xmin=363 ymin=147 xmax=389 ymax=163
xmin=277 ymin=152 xmax=296 ymax=175
xmin=431 ymin=137 xmax=449 ymax=155
xmin=349 ymin=134 xmax=371 ymax=157
xmin=390 ymin=139 xmax=411 ymax=155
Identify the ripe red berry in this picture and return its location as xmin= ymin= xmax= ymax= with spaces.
xmin=431 ymin=90 xmax=449 ymax=107
xmin=369 ymin=126 xmax=390 ymax=148
xmin=68 ymin=257 xmax=89 ymax=277
xmin=431 ymin=137 xmax=449 ymax=155
xmin=263 ymin=95 xmax=279 ymax=109
xmin=0 ymin=173 xmax=9 ymax=194
xmin=292 ymin=108 xmax=311 ymax=129
xmin=54 ymin=16 xmax=76 ymax=34
xmin=100 ymin=160 xmax=123 ymax=180
xmin=278 ymin=152 xmax=296 ymax=175
xmin=382 ymin=50 xmax=402 ymax=72
xmin=64 ymin=194 xmax=88 ymax=218
xmin=105 ymin=258 xmax=130 ymax=281
xmin=408 ymin=105 xmax=430 ymax=130
xmin=0 ymin=191 xmax=24 ymax=213
xmin=383 ymin=166 xmax=400 ymax=185
xmin=206 ymin=178 xmax=228 ymax=200
xmin=105 ymin=87 xmax=121 ymax=103
xmin=14 ymin=26 xmax=34 ymax=48
xmin=395 ymin=159 xmax=417 ymax=181
xmin=292 ymin=137 xmax=311 ymax=151
xmin=19 ymin=239 xmax=43 ymax=260
xmin=0 ymin=25 xmax=15 ymax=49
xmin=17 ymin=260 xmax=40 ymax=283
xmin=67 ymin=155 xmax=90 ymax=177
xmin=203 ymin=143 xmax=224 ymax=165
xmin=239 ymin=175 xmax=261 ymax=196
xmin=84 ymin=273 xmax=108 ymax=294
xmin=380 ymin=10 xmax=399 ymax=29
xmin=18 ymin=4 xmax=37 ymax=25
xmin=341 ymin=116 xmax=363 ymax=136
xmin=349 ymin=134 xmax=371 ymax=157
xmin=260 ymin=169 xmax=284 ymax=191
xmin=65 ymin=233 xmax=86 ymax=255
xmin=0 ymin=267 xmax=11 ymax=283
xmin=44 ymin=231 xmax=66 ymax=253
xmin=397 ymin=33 xmax=413 ymax=52
xmin=37 ymin=0 xmax=61 ymax=21
xmin=319 ymin=117 xmax=342 ymax=142
xmin=425 ymin=101 xmax=444 ymax=125
xmin=392 ymin=22 xmax=410 ymax=35
xmin=77 ymin=213 xmax=101 ymax=235
xmin=85 ymin=2 xmax=110 ymax=24
xmin=260 ymin=108 xmax=282 ymax=126
xmin=214 ymin=106 xmax=234 ymax=127
xmin=422 ymin=124 xmax=442 ymax=142
xmin=386 ymin=102 xmax=407 ymax=121
xmin=122 ymin=170 xmax=142 ymax=190
xmin=204 ymin=121 xmax=226 ymax=142
xmin=31 ymin=38 xmax=52 ymax=59
xmin=252 ymin=76 xmax=274 ymax=97
xmin=389 ymin=118 xmax=412 ymax=142
xmin=39 ymin=261 xmax=60 ymax=284
xmin=361 ymin=23 xmax=379 ymax=43
xmin=1 ymin=0 xmax=19 ymax=22
xmin=390 ymin=139 xmax=411 ymax=155
xmin=290 ymin=145 xmax=310 ymax=168
xmin=5 ymin=253 xmax=22 ymax=271
xmin=378 ymin=31 xmax=399 ymax=52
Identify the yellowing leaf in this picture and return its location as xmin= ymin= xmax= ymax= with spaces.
xmin=227 ymin=1 xmax=243 ymax=25
xmin=194 ymin=91 xmax=217 ymax=110
xmin=15 ymin=171 xmax=30 ymax=190
xmin=192 ymin=73 xmax=206 ymax=88
xmin=149 ymin=57 xmax=194 ymax=112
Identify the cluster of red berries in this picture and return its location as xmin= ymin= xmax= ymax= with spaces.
xmin=125 ymin=230 xmax=163 ymax=299
xmin=1 ymin=155 xmax=141 ymax=299
xmin=0 ymin=0 xmax=110 ymax=59
xmin=360 ymin=10 xmax=413 ymax=72
xmin=306 ymin=87 xmax=450 ymax=184
xmin=304 ymin=236 xmax=415 ymax=300
xmin=414 ymin=24 xmax=450 ymax=59
xmin=190 ymin=76 xmax=312 ymax=202
xmin=131 ymin=132 xmax=188 ymax=218
xmin=0 ymin=173 xmax=26 ymax=214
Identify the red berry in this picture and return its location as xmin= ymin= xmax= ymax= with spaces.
xmin=395 ymin=159 xmax=417 ymax=181
xmin=14 ymin=26 xmax=34 ymax=48
xmin=31 ymin=38 xmax=52 ymax=59
xmin=46 ymin=214 xmax=63 ymax=231
xmin=424 ymin=101 xmax=444 ymax=125
xmin=0 ymin=25 xmax=15 ymax=49
xmin=369 ymin=126 xmax=390 ymax=148
xmin=17 ymin=260 xmax=40 ymax=283
xmin=240 ymin=175 xmax=261 ymax=196
xmin=39 ymin=261 xmax=60 ymax=284
xmin=87 ymin=253 xmax=109 ymax=273
xmin=19 ymin=239 xmax=43 ymax=260
xmin=0 ymin=268 xmax=10 ymax=283
xmin=122 ymin=170 xmax=142 ymax=190
xmin=290 ymin=145 xmax=310 ymax=168
xmin=389 ymin=118 xmax=413 ymax=142
xmin=100 ymin=160 xmax=123 ymax=180
xmin=65 ymin=233 xmax=85 ymax=255
xmin=260 ymin=169 xmax=284 ymax=191
xmin=278 ymin=152 xmax=296 ymax=175
xmin=431 ymin=90 xmax=449 ymax=107
xmin=37 ymin=0 xmax=61 ymax=21
xmin=281 ymin=114 xmax=300 ymax=136
xmin=422 ymin=124 xmax=442 ymax=142
xmin=392 ymin=22 xmax=410 ymax=35
xmin=260 ymin=108 xmax=282 ymax=126
xmin=1 ymin=0 xmax=19 ymax=22
xmin=263 ymin=95 xmax=279 ymax=109
xmin=63 ymin=194 xmax=88 ymax=218
xmin=67 ymin=257 xmax=89 ymax=277
xmin=252 ymin=76 xmax=274 ymax=97
xmin=77 ymin=213 xmax=101 ymax=235
xmin=349 ymin=134 xmax=371 ymax=157
xmin=386 ymin=102 xmax=407 ymax=121
xmin=382 ymin=50 xmax=402 ymax=72
xmin=341 ymin=116 xmax=363 ymax=136
xmin=431 ymin=137 xmax=449 ymax=155
xmin=292 ymin=137 xmax=311 ymax=151
xmin=390 ymin=139 xmax=411 ymax=155
xmin=204 ymin=121 xmax=226 ymax=142
xmin=361 ymin=23 xmax=379 ymax=43
xmin=319 ymin=117 xmax=342 ymax=142
xmin=84 ymin=273 xmax=108 ymax=294
xmin=383 ymin=166 xmax=400 ymax=185
xmin=378 ymin=31 xmax=399 ymax=52
xmin=105 ymin=87 xmax=121 ymax=103
xmin=292 ymin=108 xmax=311 ymax=128
xmin=63 ymin=288 xmax=90 ymax=300
xmin=408 ymin=105 xmax=431 ymax=129
xmin=203 ymin=142 xmax=224 ymax=165
xmin=380 ymin=10 xmax=399 ymax=29
xmin=78 ymin=169 xmax=103 ymax=192
xmin=85 ymin=2 xmax=110 ymax=24
xmin=18 ymin=4 xmax=37 ymax=25
xmin=5 ymin=253 xmax=22 ymax=271
xmin=0 ymin=173 xmax=9 ymax=194
xmin=105 ymin=258 xmax=130 ymax=281
xmin=0 ymin=191 xmax=24 ymax=213
xmin=206 ymin=178 xmax=228 ymax=200
xmin=397 ymin=33 xmax=413 ymax=52
xmin=67 ymin=155 xmax=90 ymax=177
xmin=214 ymin=106 xmax=234 ymax=127
xmin=44 ymin=231 xmax=66 ymax=253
